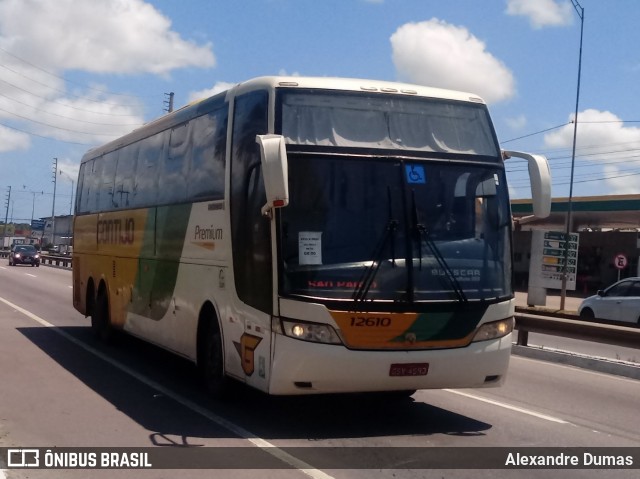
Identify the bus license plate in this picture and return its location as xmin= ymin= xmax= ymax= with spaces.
xmin=389 ymin=363 xmax=429 ymax=377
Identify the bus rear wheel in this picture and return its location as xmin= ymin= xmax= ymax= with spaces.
xmin=91 ymin=289 xmax=112 ymax=343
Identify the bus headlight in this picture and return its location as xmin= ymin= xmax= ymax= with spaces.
xmin=472 ymin=317 xmax=514 ymax=342
xmin=273 ymin=318 xmax=342 ymax=345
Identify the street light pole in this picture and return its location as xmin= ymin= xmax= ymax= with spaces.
xmin=560 ymin=0 xmax=584 ymax=310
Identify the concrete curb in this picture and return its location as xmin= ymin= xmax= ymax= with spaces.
xmin=512 ymin=344 xmax=640 ymax=380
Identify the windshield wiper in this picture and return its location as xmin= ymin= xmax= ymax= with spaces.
xmin=411 ymin=190 xmax=467 ymax=303
xmin=353 ymin=187 xmax=398 ymax=302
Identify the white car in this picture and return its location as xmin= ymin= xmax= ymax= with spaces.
xmin=578 ymin=277 xmax=640 ymax=325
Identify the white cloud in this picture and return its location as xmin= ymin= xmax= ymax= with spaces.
xmin=544 ymin=109 xmax=640 ymax=194
xmin=505 ymin=0 xmax=573 ymax=29
xmin=0 ymin=59 xmax=146 ymax=144
xmin=0 ymin=125 xmax=30 ymax=152
xmin=506 ymin=114 xmax=528 ymax=130
xmin=59 ymin=157 xmax=80 ymax=178
xmin=0 ymin=0 xmax=216 ymax=150
xmin=187 ymin=82 xmax=237 ymax=104
xmin=0 ymin=0 xmax=215 ymax=74
xmin=390 ymin=19 xmax=515 ymax=103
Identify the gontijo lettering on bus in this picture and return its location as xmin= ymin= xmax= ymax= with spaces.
xmin=97 ymin=218 xmax=135 ymax=245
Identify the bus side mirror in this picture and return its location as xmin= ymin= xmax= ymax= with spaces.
xmin=256 ymin=134 xmax=289 ymax=217
xmin=502 ymin=150 xmax=551 ymax=218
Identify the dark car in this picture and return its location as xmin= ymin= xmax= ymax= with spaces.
xmin=8 ymin=244 xmax=41 ymax=267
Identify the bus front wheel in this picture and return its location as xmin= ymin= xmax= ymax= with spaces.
xmin=200 ymin=321 xmax=229 ymax=399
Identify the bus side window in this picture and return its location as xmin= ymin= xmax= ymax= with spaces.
xmin=97 ymin=150 xmax=118 ymax=212
xmin=230 ymin=90 xmax=270 ymax=313
xmin=113 ymin=143 xmax=138 ymax=209
xmin=135 ymin=131 xmax=166 ymax=208
xmin=77 ymin=161 xmax=91 ymax=214
xmin=87 ymin=158 xmax=103 ymax=213
xmin=159 ymin=122 xmax=191 ymax=204
xmin=188 ymin=107 xmax=228 ymax=201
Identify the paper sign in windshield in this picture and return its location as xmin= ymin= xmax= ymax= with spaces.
xmin=299 ymin=231 xmax=322 ymax=265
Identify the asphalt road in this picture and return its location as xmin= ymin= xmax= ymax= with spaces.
xmin=0 ymin=264 xmax=639 ymax=478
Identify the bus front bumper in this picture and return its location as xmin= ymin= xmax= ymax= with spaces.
xmin=268 ymin=333 xmax=513 ymax=395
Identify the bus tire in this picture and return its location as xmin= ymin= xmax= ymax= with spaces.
xmin=199 ymin=318 xmax=229 ymax=400
xmin=91 ymin=288 xmax=112 ymax=343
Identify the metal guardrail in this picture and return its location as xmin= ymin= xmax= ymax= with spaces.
xmin=515 ymin=312 xmax=640 ymax=350
xmin=40 ymin=254 xmax=73 ymax=268
xmin=0 ymin=251 xmax=72 ymax=268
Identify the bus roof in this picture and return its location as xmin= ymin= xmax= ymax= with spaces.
xmin=80 ymin=76 xmax=486 ymax=163
xmin=230 ymin=76 xmax=485 ymax=104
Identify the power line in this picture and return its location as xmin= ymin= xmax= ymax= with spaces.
xmin=0 ymin=90 xmax=144 ymax=127
xmin=506 ymin=148 xmax=640 ymax=172
xmin=0 ymin=45 xmax=159 ymax=102
xmin=0 ymin=76 xmax=141 ymax=117
xmin=501 ymin=122 xmax=572 ymax=144
xmin=0 ymin=105 xmax=125 ymax=137
xmin=0 ymin=120 xmax=95 ymax=145
xmin=502 ymin=120 xmax=640 ymax=145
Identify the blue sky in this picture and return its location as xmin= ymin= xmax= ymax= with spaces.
xmin=1 ymin=0 xmax=639 ymax=223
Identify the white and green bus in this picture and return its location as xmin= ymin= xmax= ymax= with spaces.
xmin=73 ymin=76 xmax=550 ymax=397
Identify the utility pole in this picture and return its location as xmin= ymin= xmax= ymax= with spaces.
xmin=51 ymin=158 xmax=58 ymax=248
xmin=560 ymin=0 xmax=584 ymax=310
xmin=2 ymin=186 xmax=10 ymax=249
xmin=164 ymin=92 xmax=174 ymax=113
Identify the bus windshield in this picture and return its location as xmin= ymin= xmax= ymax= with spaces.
xmin=280 ymin=90 xmax=499 ymax=157
xmin=279 ymin=157 xmax=511 ymax=303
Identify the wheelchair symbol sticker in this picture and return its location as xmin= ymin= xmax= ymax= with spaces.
xmin=406 ymin=164 xmax=426 ymax=184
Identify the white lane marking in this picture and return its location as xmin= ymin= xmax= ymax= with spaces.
xmin=25 ymin=273 xmax=37 ymax=278
xmin=444 ymin=389 xmax=569 ymax=424
xmin=0 ymin=296 xmax=333 ymax=479
xmin=68 ymin=286 xmax=73 ymax=289
xmin=512 ymin=354 xmax=640 ymax=385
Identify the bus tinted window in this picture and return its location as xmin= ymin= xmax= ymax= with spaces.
xmin=76 ymin=161 xmax=90 ymax=213
xmin=159 ymin=123 xmax=190 ymax=204
xmin=188 ymin=108 xmax=228 ymax=201
xmin=113 ymin=143 xmax=138 ymax=209
xmin=97 ymin=150 xmax=118 ymax=211
xmin=135 ymin=131 xmax=167 ymax=207
xmin=86 ymin=158 xmax=103 ymax=213
xmin=231 ymin=90 xmax=270 ymax=313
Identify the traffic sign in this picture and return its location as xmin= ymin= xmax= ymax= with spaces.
xmin=614 ymin=253 xmax=628 ymax=270
xmin=31 ymin=219 xmax=45 ymax=231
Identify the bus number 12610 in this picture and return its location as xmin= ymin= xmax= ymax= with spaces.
xmin=350 ymin=316 xmax=391 ymax=327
